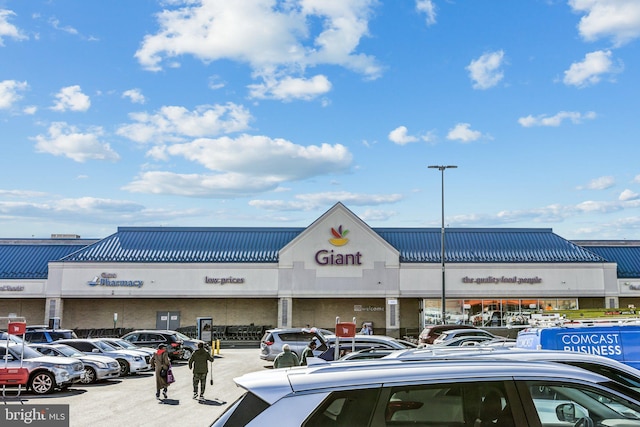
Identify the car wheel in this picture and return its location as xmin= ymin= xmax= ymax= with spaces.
xmin=30 ymin=371 xmax=55 ymax=395
xmin=182 ymin=348 xmax=192 ymax=360
xmin=117 ymin=359 xmax=130 ymax=376
xmin=81 ymin=367 xmax=97 ymax=384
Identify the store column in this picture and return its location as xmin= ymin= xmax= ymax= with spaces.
xmin=386 ymin=297 xmax=400 ymax=338
xmin=278 ymin=297 xmax=293 ymax=328
xmin=44 ymin=297 xmax=63 ymax=327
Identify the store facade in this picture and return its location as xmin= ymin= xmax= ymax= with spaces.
xmin=1 ymin=203 xmax=635 ymax=336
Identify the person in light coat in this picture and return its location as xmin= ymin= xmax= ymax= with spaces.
xmin=273 ymin=344 xmax=300 ymax=368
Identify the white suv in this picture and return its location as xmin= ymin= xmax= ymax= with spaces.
xmin=211 ymin=359 xmax=640 ymax=426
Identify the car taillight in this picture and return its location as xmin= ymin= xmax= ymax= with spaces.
xmin=264 ymin=341 xmax=273 ymax=346
xmin=171 ymin=343 xmax=179 ymax=347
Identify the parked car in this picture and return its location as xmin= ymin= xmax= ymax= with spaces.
xmin=385 ymin=346 xmax=640 ymax=393
xmin=418 ymin=324 xmax=477 ymax=344
xmin=58 ymin=338 xmax=148 ymax=376
xmin=210 ymin=358 xmax=640 ymax=426
xmin=317 ymin=335 xmax=417 ymax=361
xmin=174 ymin=331 xmax=210 ymax=360
xmin=23 ymin=327 xmax=78 ymax=344
xmin=260 ymin=328 xmax=329 ymax=361
xmin=29 ymin=342 xmax=121 ymax=384
xmin=431 ymin=327 xmax=499 ymax=345
xmin=337 ymin=348 xmax=396 ymax=361
xmin=0 ymin=342 xmax=85 ymax=394
xmin=120 ymin=330 xmax=185 ymax=360
xmin=97 ymin=338 xmax=155 ymax=366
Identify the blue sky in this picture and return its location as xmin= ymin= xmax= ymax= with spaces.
xmin=1 ymin=0 xmax=640 ymax=240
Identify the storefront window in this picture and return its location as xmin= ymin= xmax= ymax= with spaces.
xmin=423 ymin=298 xmax=579 ymax=328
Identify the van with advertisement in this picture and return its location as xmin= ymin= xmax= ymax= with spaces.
xmin=516 ymin=324 xmax=640 ymax=369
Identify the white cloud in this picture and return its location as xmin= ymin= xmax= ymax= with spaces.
xmin=388 ymin=126 xmax=418 ymax=145
xmin=563 ymin=50 xmax=620 ymax=87
xmin=23 ymin=105 xmax=37 ymax=115
xmin=577 ymin=176 xmax=615 ymax=190
xmin=634 ymin=175 xmax=640 ymax=184
xmin=122 ymin=89 xmax=146 ymax=104
xmin=51 ymin=85 xmax=91 ymax=112
xmin=32 ymin=122 xmax=120 ymax=163
xmin=123 ymin=171 xmax=281 ymax=198
xmin=134 ymin=1 xmax=381 ymax=97
xmin=0 ymin=9 xmax=27 ymax=45
xmin=167 ymin=134 xmax=352 ymax=180
xmin=446 ymin=123 xmax=482 ymax=142
xmin=250 ymin=191 xmax=403 ymax=211
xmin=518 ymin=111 xmax=597 ymax=127
xmin=116 ymin=103 xmax=252 ymax=144
xmin=0 ymin=80 xmax=28 ymax=109
xmin=416 ymin=0 xmax=437 ymax=26
xmin=569 ymin=0 xmax=640 ymax=47
xmin=619 ymin=189 xmax=639 ymax=201
xmin=466 ymin=50 xmax=505 ymax=90
xmin=248 ymin=74 xmax=332 ymax=101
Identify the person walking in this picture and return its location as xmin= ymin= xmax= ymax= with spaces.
xmin=188 ymin=342 xmax=213 ymax=400
xmin=299 ymin=340 xmax=317 ymax=366
xmin=151 ymin=343 xmax=171 ymax=400
xmin=273 ymin=344 xmax=299 ymax=368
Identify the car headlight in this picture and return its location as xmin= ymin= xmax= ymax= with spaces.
xmin=94 ymin=362 xmax=107 ymax=368
xmin=53 ymin=364 xmax=69 ymax=370
xmin=133 ymin=356 xmax=142 ymax=361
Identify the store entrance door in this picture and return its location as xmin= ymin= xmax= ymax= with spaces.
xmin=156 ymin=311 xmax=180 ymax=330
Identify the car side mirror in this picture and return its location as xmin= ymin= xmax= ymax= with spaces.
xmin=556 ymin=403 xmax=577 ymax=423
xmin=92 ymin=349 xmax=100 ymax=353
xmin=3 ymin=354 xmax=15 ymax=361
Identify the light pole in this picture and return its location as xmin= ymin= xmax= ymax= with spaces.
xmin=428 ymin=165 xmax=457 ymax=325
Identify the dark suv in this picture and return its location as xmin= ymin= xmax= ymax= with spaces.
xmin=23 ymin=328 xmax=78 ymax=344
xmin=120 ymin=330 xmax=184 ymax=360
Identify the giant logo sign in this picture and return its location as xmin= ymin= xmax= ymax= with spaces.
xmin=87 ymin=273 xmax=144 ymax=288
xmin=315 ymin=225 xmax=362 ymax=266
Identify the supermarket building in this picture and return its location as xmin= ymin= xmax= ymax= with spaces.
xmin=1 ymin=203 xmax=640 ymax=337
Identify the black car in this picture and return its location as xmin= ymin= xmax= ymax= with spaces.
xmin=23 ymin=328 xmax=78 ymax=344
xmin=120 ymin=330 xmax=184 ymax=360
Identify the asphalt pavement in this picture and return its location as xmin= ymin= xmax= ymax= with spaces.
xmin=2 ymin=348 xmax=269 ymax=427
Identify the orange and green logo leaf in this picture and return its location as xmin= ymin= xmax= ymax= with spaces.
xmin=329 ymin=225 xmax=349 ymax=246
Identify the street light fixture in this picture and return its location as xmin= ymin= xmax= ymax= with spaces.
xmin=428 ymin=165 xmax=457 ymax=325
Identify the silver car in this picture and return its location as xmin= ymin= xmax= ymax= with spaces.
xmin=97 ymin=338 xmax=155 ymax=369
xmin=0 ymin=342 xmax=84 ymax=394
xmin=211 ymin=358 xmax=640 ymax=426
xmin=29 ymin=343 xmax=121 ymax=384
xmin=259 ymin=328 xmax=329 ymax=361
xmin=58 ymin=338 xmax=148 ymax=376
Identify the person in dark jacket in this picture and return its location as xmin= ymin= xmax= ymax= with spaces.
xmin=273 ymin=344 xmax=299 ymax=368
xmin=299 ymin=340 xmax=317 ymax=366
xmin=151 ymin=344 xmax=171 ymax=399
xmin=188 ymin=342 xmax=214 ymax=400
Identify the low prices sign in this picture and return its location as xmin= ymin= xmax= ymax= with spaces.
xmin=335 ymin=322 xmax=356 ymax=338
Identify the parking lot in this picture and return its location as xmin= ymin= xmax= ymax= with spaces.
xmin=1 ymin=348 xmax=266 ymax=427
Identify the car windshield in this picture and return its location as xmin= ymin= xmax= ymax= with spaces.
xmin=94 ymin=341 xmax=117 ymax=351
xmin=54 ymin=344 xmax=84 ymax=358
xmin=8 ymin=344 xmax=47 ymax=359
xmin=111 ymin=339 xmax=137 ymax=349
xmin=174 ymin=332 xmax=190 ymax=341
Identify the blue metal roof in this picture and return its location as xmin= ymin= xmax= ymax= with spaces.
xmin=58 ymin=226 xmax=605 ymax=264
xmin=0 ymin=241 xmax=94 ymax=279
xmin=578 ymin=246 xmax=640 ymax=278
xmin=375 ymin=228 xmax=605 ymax=263
xmin=61 ymin=227 xmax=305 ymax=263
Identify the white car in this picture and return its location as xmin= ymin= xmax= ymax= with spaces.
xmin=0 ymin=342 xmax=85 ymax=394
xmin=211 ymin=358 xmax=640 ymax=426
xmin=29 ymin=343 xmax=121 ymax=384
xmin=58 ymin=339 xmax=148 ymax=376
